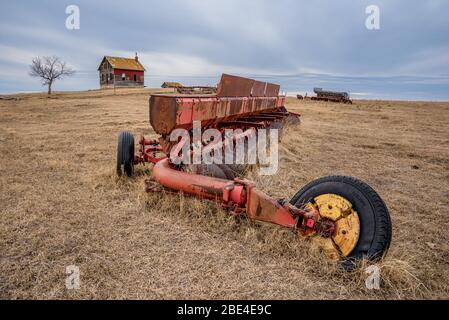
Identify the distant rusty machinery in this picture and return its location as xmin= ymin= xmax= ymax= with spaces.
xmin=312 ymin=87 xmax=353 ymax=104
xmin=116 ymin=74 xmax=391 ymax=268
xmin=160 ymin=81 xmax=216 ymax=94
xmin=175 ymin=86 xmax=216 ymax=94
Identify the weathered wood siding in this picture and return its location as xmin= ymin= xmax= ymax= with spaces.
xmin=99 ymin=60 xmax=115 ymax=88
xmin=99 ymin=63 xmax=144 ymax=89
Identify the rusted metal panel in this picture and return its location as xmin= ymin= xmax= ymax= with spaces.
xmin=192 ymin=97 xmax=219 ymax=123
xmin=149 ymin=95 xmax=178 ymax=136
xmin=277 ymin=96 xmax=285 ymax=107
xmin=216 ymin=74 xmax=280 ymax=97
xmin=251 ymin=80 xmax=267 ymax=97
xmin=217 ymin=74 xmax=255 ymax=97
xmin=247 ymin=188 xmax=298 ymax=228
xmin=176 ymin=97 xmax=194 ymax=127
xmin=265 ymin=83 xmax=280 ymax=97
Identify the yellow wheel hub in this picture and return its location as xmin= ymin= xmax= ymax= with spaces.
xmin=307 ymin=194 xmax=360 ymax=258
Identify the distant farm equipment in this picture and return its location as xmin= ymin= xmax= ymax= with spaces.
xmin=117 ymin=74 xmax=391 ymax=267
xmin=175 ymin=86 xmax=216 ymax=94
xmin=161 ymin=81 xmax=216 ymax=94
xmin=312 ymin=88 xmax=352 ymax=104
xmin=161 ymin=81 xmax=183 ymax=88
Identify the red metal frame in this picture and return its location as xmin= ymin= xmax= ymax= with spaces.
xmin=148 ymin=158 xmax=327 ymax=235
xmin=134 ymin=137 xmax=166 ymax=165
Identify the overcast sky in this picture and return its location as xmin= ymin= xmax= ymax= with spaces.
xmin=1 ymin=0 xmax=448 ymax=98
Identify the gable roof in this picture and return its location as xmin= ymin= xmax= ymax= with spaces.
xmin=98 ymin=56 xmax=145 ymax=71
xmin=161 ymin=81 xmax=183 ymax=88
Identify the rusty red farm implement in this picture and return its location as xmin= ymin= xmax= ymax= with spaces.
xmin=117 ymin=74 xmax=392 ymax=266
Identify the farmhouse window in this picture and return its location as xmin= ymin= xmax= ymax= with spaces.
xmin=134 ymin=74 xmax=137 ymax=81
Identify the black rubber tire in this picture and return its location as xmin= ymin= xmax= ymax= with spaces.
xmin=116 ymin=131 xmax=135 ymax=177
xmin=290 ymin=176 xmax=392 ymax=266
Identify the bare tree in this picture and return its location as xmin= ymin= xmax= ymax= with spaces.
xmin=29 ymin=56 xmax=75 ymax=95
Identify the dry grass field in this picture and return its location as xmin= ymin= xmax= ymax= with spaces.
xmin=1 ymin=88 xmax=448 ymax=299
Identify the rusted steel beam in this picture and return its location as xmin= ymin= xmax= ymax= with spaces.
xmin=239 ymin=116 xmax=280 ymax=121
xmin=152 ymin=158 xmax=247 ymax=205
xmin=149 ymin=95 xmax=286 ymax=135
xmin=246 ymin=187 xmax=299 ymax=228
xmin=152 ymin=158 xmax=300 ymax=229
xmin=258 ymin=112 xmax=291 ymax=117
xmin=219 ymin=120 xmax=265 ymax=128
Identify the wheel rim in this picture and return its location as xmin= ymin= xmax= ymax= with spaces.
xmin=306 ymin=193 xmax=360 ymax=258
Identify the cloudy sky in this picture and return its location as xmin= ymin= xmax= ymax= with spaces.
xmin=1 ymin=0 xmax=448 ymax=99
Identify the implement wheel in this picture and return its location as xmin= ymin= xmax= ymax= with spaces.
xmin=290 ymin=176 xmax=392 ymax=267
xmin=116 ymin=131 xmax=135 ymax=177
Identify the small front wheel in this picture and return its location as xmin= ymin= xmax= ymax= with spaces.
xmin=116 ymin=131 xmax=135 ymax=177
xmin=290 ymin=176 xmax=392 ymax=266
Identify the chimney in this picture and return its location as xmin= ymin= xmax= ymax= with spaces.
xmin=135 ymin=52 xmax=138 ymax=61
